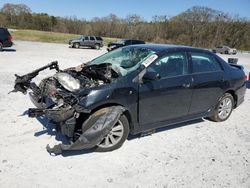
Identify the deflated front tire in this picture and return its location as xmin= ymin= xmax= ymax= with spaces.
xmin=81 ymin=107 xmax=130 ymax=152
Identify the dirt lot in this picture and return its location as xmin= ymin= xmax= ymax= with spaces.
xmin=0 ymin=41 xmax=250 ymax=188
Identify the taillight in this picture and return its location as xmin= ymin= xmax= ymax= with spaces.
xmin=8 ymin=35 xmax=12 ymax=42
xmin=243 ymin=75 xmax=248 ymax=81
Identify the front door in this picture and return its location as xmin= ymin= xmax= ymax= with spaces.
xmin=139 ymin=52 xmax=193 ymax=125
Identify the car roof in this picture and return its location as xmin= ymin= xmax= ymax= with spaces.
xmin=129 ymin=43 xmax=203 ymax=53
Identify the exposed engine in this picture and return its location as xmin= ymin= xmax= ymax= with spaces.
xmin=26 ymin=62 xmax=119 ymax=124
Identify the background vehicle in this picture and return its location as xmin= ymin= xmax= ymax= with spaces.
xmin=69 ymin=35 xmax=103 ymax=49
xmin=12 ymin=45 xmax=246 ymax=154
xmin=107 ymin=39 xmax=145 ymax=51
xmin=212 ymin=45 xmax=237 ymax=55
xmin=0 ymin=28 xmax=13 ymax=51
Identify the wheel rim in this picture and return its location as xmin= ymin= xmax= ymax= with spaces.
xmin=98 ymin=120 xmax=124 ymax=148
xmin=218 ymin=97 xmax=233 ymax=120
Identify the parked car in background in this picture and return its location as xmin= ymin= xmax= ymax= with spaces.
xmin=0 ymin=28 xmax=13 ymax=51
xmin=107 ymin=39 xmax=145 ymax=51
xmin=69 ymin=35 xmax=103 ymax=50
xmin=12 ymin=44 xmax=246 ymax=154
xmin=212 ymin=45 xmax=237 ymax=55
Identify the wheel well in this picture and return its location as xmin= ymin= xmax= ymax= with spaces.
xmin=91 ymin=103 xmax=132 ymax=130
xmin=225 ymin=90 xmax=237 ymax=107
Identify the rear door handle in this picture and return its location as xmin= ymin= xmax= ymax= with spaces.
xmin=220 ymin=77 xmax=225 ymax=82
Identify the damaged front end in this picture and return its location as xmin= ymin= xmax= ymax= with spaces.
xmin=11 ymin=61 xmax=126 ymax=155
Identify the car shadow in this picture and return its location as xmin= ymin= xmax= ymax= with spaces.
xmin=21 ymin=110 xmax=69 ymax=145
xmin=2 ymin=49 xmax=16 ymax=52
xmin=21 ymin=110 xmax=204 ymax=157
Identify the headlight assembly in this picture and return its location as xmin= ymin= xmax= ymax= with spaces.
xmin=55 ymin=72 xmax=80 ymax=92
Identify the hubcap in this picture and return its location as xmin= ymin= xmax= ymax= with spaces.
xmin=98 ymin=120 xmax=124 ymax=148
xmin=218 ymin=97 xmax=233 ymax=120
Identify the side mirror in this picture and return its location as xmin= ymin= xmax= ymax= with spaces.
xmin=228 ymin=58 xmax=238 ymax=64
xmin=143 ymin=71 xmax=161 ymax=82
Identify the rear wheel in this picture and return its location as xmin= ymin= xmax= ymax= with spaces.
xmin=209 ymin=93 xmax=234 ymax=122
xmin=0 ymin=42 xmax=3 ymax=51
xmin=95 ymin=44 xmax=100 ymax=50
xmin=73 ymin=43 xmax=80 ymax=48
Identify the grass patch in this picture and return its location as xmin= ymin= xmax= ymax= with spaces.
xmin=10 ymin=29 xmax=118 ymax=46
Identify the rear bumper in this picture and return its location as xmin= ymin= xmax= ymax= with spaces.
xmin=3 ymin=41 xmax=13 ymax=47
xmin=235 ymin=83 xmax=246 ymax=107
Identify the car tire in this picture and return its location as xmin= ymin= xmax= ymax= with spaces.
xmin=0 ymin=42 xmax=3 ymax=51
xmin=95 ymin=44 xmax=100 ymax=50
xmin=81 ymin=107 xmax=129 ymax=152
xmin=208 ymin=93 xmax=234 ymax=122
xmin=95 ymin=114 xmax=129 ymax=152
xmin=73 ymin=43 xmax=80 ymax=48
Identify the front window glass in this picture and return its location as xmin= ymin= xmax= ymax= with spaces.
xmin=89 ymin=47 xmax=155 ymax=76
xmin=147 ymin=52 xmax=188 ymax=78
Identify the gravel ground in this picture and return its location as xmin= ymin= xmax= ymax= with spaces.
xmin=0 ymin=41 xmax=249 ymax=188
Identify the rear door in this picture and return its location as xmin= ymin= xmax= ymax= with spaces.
xmin=139 ymin=51 xmax=193 ymax=125
xmin=82 ymin=36 xmax=89 ymax=46
xmin=188 ymin=52 xmax=225 ymax=115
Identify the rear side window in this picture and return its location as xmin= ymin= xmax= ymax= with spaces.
xmin=148 ymin=52 xmax=188 ymax=78
xmin=96 ymin=37 xmax=103 ymax=41
xmin=133 ymin=40 xmax=145 ymax=44
xmin=124 ymin=40 xmax=131 ymax=45
xmin=90 ymin=36 xmax=95 ymax=40
xmin=191 ymin=52 xmax=222 ymax=73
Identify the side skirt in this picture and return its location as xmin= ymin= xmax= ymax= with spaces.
xmin=131 ymin=112 xmax=210 ymax=135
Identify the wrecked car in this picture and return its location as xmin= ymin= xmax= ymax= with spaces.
xmin=11 ymin=44 xmax=247 ymax=155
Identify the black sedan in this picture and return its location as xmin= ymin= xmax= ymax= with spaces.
xmin=107 ymin=39 xmax=145 ymax=51
xmin=12 ymin=44 xmax=247 ymax=154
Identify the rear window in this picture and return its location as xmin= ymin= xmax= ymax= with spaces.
xmin=96 ymin=37 xmax=103 ymax=41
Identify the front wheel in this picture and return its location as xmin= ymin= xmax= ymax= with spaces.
xmin=95 ymin=114 xmax=129 ymax=152
xmin=209 ymin=93 xmax=234 ymax=122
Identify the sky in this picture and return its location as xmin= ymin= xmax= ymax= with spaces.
xmin=0 ymin=0 xmax=249 ymax=21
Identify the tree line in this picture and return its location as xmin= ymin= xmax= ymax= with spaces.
xmin=0 ymin=3 xmax=250 ymax=50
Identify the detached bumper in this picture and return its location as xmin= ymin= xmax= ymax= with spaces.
xmin=47 ymin=106 xmax=125 ymax=155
